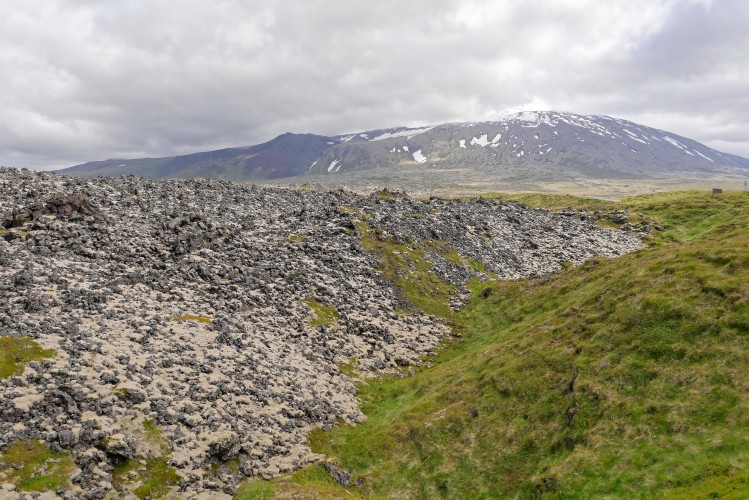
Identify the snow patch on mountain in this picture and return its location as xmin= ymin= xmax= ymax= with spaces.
xmin=663 ymin=136 xmax=688 ymax=150
xmin=508 ymin=111 xmax=557 ymax=127
xmin=470 ymin=134 xmax=490 ymax=147
xmin=623 ymin=130 xmax=649 ymax=145
xmin=370 ymin=126 xmax=434 ymax=141
xmin=695 ymin=150 xmax=714 ymax=162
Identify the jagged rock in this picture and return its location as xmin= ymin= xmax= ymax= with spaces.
xmin=322 ymin=461 xmax=352 ymax=487
xmin=206 ymin=431 xmax=240 ymax=461
xmin=102 ymin=433 xmax=134 ymax=459
xmin=46 ymin=193 xmax=97 ymax=217
xmin=58 ymin=430 xmax=78 ymax=448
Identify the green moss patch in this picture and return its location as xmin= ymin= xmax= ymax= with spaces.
xmin=595 ymin=217 xmax=624 ymax=229
xmin=433 ymin=242 xmax=498 ymax=278
xmin=205 ymin=458 xmax=241 ymax=481
xmin=107 ymin=419 xmax=175 ymax=497
xmin=663 ymin=471 xmax=749 ymax=499
xmin=112 ymin=456 xmax=180 ymax=499
xmin=354 ymin=220 xmax=457 ymax=319
xmin=169 ymin=314 xmax=212 ymax=324
xmin=142 ymin=418 xmax=162 ymax=439
xmin=375 ymin=188 xmax=398 ymax=200
xmin=136 ymin=418 xmax=168 ymax=456
xmin=0 ymin=336 xmax=55 ymax=378
xmin=113 ymin=389 xmax=127 ymax=401
xmin=0 ymin=440 xmax=75 ymax=492
xmin=304 ymin=298 xmax=340 ymax=328
xmin=234 ymin=479 xmax=274 ymax=499
xmin=221 ymin=459 xmax=241 ymax=474
xmin=234 ymin=464 xmax=362 ymax=499
xmin=339 ymin=358 xmax=360 ymax=378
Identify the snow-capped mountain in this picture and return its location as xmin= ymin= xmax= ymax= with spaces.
xmin=309 ymin=111 xmax=749 ymax=178
xmin=60 ymin=112 xmax=749 ymax=182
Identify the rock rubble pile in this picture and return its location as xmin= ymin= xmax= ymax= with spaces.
xmin=0 ymin=167 xmax=642 ymax=498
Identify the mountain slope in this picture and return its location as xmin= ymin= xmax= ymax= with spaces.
xmin=62 ymin=133 xmax=332 ymax=180
xmin=309 ymin=111 xmax=749 ymax=180
xmin=239 ymin=190 xmax=749 ymax=498
xmin=58 ymin=112 xmax=749 ymax=184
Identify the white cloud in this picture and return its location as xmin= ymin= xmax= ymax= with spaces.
xmin=0 ymin=0 xmax=747 ymax=169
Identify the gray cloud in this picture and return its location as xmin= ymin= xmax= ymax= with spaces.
xmin=1 ymin=0 xmax=747 ymax=169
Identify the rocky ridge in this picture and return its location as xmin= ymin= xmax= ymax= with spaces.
xmin=0 ymin=167 xmax=642 ymax=498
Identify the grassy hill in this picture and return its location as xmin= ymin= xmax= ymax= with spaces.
xmin=236 ymin=191 xmax=749 ymax=498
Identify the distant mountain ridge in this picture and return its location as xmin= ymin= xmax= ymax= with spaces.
xmin=59 ymin=111 xmax=749 ymax=182
xmin=62 ymin=133 xmax=333 ymax=180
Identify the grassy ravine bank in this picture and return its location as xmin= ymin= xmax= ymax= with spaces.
xmin=237 ymin=191 xmax=749 ymax=499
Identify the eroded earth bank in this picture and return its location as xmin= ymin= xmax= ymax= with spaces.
xmin=0 ymin=168 xmax=642 ymax=498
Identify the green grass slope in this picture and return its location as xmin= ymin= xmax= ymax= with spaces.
xmin=240 ymin=191 xmax=749 ymax=499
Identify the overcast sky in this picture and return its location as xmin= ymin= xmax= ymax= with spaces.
xmin=1 ymin=0 xmax=747 ymax=169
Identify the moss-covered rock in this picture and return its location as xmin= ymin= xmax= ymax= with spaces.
xmin=0 ymin=336 xmax=55 ymax=378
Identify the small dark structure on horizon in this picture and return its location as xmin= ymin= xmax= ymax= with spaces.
xmin=712 ymin=188 xmax=723 ymax=195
